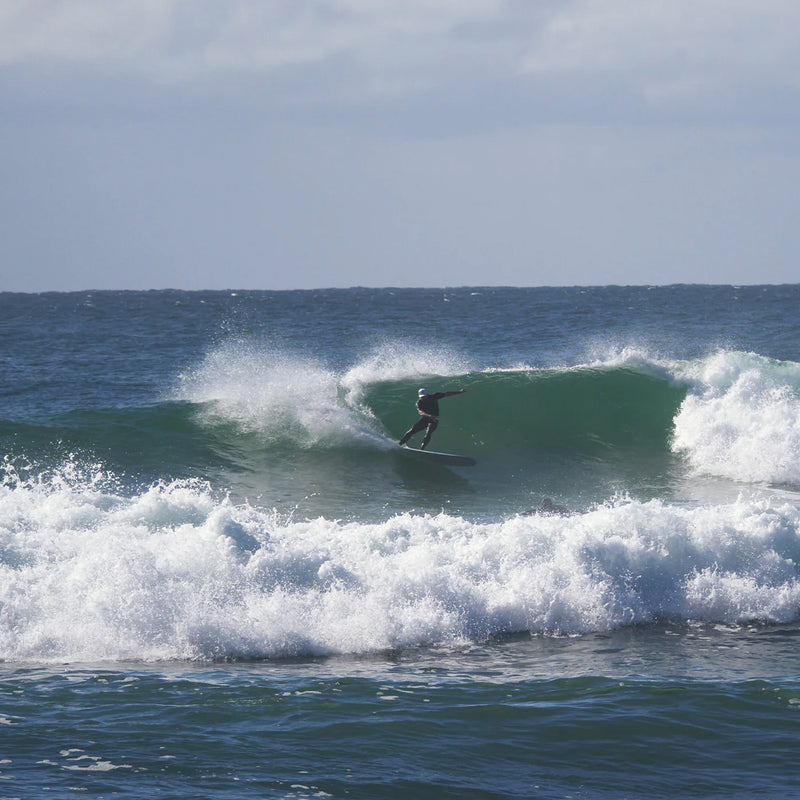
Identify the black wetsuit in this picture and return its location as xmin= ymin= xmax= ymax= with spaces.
xmin=399 ymin=393 xmax=446 ymax=449
xmin=416 ymin=393 xmax=443 ymax=417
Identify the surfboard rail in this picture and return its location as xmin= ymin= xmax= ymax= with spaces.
xmin=396 ymin=445 xmax=476 ymax=466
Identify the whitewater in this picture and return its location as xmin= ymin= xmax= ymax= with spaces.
xmin=3 ymin=471 xmax=800 ymax=663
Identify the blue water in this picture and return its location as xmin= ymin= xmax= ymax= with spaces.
xmin=2 ymin=286 xmax=800 ymax=798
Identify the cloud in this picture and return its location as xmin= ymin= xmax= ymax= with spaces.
xmin=2 ymin=1 xmax=800 ymax=291
xmin=0 ymin=1 xmax=505 ymax=80
xmin=1 ymin=3 xmax=792 ymax=86
xmin=519 ymin=0 xmax=800 ymax=112
xmin=2 ymin=0 xmax=799 ymax=125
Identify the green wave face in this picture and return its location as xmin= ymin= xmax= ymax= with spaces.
xmin=1 ymin=363 xmax=693 ymax=518
xmin=368 ymin=366 xmax=687 ymax=459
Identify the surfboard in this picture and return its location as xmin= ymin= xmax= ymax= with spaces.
xmin=396 ymin=445 xmax=476 ymax=467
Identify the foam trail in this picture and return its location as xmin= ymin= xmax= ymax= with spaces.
xmin=2 ymin=467 xmax=799 ymax=663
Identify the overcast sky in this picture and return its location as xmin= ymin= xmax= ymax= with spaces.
xmin=2 ymin=0 xmax=799 ymax=291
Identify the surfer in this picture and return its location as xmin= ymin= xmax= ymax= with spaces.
xmin=398 ymin=387 xmax=467 ymax=450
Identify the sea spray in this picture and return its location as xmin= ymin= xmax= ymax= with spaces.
xmin=176 ymin=339 xmax=363 ymax=445
xmin=340 ymin=340 xmax=475 ymax=403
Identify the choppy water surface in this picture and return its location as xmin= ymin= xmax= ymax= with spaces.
xmin=2 ymin=286 xmax=800 ymax=797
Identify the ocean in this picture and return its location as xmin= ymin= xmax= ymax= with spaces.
xmin=1 ymin=285 xmax=799 ymax=799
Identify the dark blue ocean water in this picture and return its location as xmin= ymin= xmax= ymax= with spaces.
xmin=2 ymin=286 xmax=800 ymax=798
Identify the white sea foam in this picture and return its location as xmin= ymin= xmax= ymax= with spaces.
xmin=2 ymin=471 xmax=798 ymax=663
xmin=672 ymin=351 xmax=800 ymax=485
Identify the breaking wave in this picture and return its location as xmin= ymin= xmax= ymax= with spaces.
xmin=2 ymin=468 xmax=799 ymax=663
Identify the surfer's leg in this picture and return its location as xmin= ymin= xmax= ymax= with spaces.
xmin=399 ymin=418 xmax=426 ymax=445
xmin=420 ymin=420 xmax=438 ymax=450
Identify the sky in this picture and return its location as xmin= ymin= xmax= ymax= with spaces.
xmin=1 ymin=0 xmax=799 ymax=292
